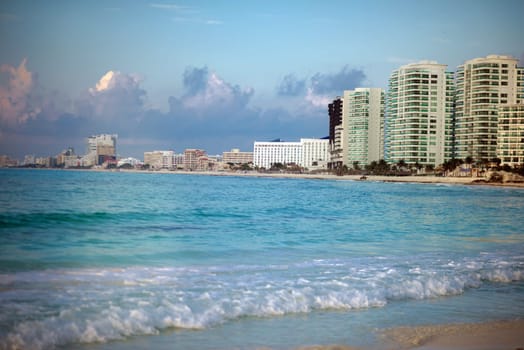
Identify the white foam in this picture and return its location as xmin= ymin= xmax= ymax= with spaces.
xmin=1 ymin=254 xmax=523 ymax=349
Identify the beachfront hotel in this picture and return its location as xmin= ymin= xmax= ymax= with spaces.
xmin=253 ymin=138 xmax=329 ymax=170
xmin=343 ymin=88 xmax=385 ymax=167
xmin=144 ymin=150 xmax=177 ymax=170
xmin=84 ymin=134 xmax=117 ymax=166
xmin=222 ymin=149 xmax=253 ymax=165
xmin=386 ymin=61 xmax=454 ymax=167
xmin=455 ymin=55 xmax=524 ymax=161
xmin=496 ymin=104 xmax=524 ymax=167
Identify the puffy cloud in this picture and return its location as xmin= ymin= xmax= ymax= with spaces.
xmin=276 ymin=65 xmax=367 ymax=108
xmin=276 ymin=74 xmax=307 ymax=96
xmin=0 ymin=59 xmax=41 ymax=126
xmin=172 ymin=66 xmax=253 ymax=112
xmin=310 ymin=65 xmax=366 ymax=95
xmin=77 ymin=70 xmax=147 ymax=120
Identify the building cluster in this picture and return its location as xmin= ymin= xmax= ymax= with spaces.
xmin=2 ymin=55 xmax=523 ymax=172
xmin=2 ymin=135 xmax=118 ymax=168
xmin=325 ymin=55 xmax=524 ymax=170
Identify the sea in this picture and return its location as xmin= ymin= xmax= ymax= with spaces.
xmin=0 ymin=168 xmax=523 ymax=350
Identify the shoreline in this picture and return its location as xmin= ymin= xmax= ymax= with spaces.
xmin=292 ymin=319 xmax=524 ymax=350
xmin=377 ymin=319 xmax=524 ymax=350
xmin=10 ymin=167 xmax=524 ymax=188
xmin=131 ymin=169 xmax=524 ymax=188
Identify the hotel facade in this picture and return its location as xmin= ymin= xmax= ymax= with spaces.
xmin=455 ymin=55 xmax=524 ymax=161
xmin=386 ymin=61 xmax=454 ymax=167
xmin=343 ymin=88 xmax=385 ymax=167
xmin=253 ymin=139 xmax=329 ymax=170
xmin=496 ymin=104 xmax=524 ymax=167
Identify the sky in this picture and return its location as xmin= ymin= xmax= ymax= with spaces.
xmin=1 ymin=0 xmax=523 ymax=159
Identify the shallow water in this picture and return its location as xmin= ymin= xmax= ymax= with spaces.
xmin=1 ymin=169 xmax=523 ymax=349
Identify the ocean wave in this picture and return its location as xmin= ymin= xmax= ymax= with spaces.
xmin=1 ymin=255 xmax=523 ymax=350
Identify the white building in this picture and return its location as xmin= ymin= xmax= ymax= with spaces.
xmin=342 ymin=88 xmax=385 ymax=167
xmin=117 ymin=157 xmax=143 ymax=168
xmin=386 ymin=61 xmax=454 ymax=167
xmin=455 ymin=55 xmax=524 ymax=161
xmin=253 ymin=138 xmax=329 ymax=170
xmin=300 ymin=138 xmax=330 ymax=170
xmin=253 ymin=140 xmax=301 ymax=169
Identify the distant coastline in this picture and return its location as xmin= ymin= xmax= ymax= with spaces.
xmin=12 ymin=167 xmax=524 ymax=188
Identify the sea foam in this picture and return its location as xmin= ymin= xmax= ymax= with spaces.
xmin=1 ymin=253 xmax=522 ymax=350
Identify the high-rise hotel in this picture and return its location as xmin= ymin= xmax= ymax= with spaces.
xmin=455 ymin=55 xmax=524 ymax=161
xmin=327 ymin=88 xmax=384 ymax=169
xmin=343 ymin=88 xmax=384 ymax=167
xmin=386 ymin=61 xmax=454 ymax=167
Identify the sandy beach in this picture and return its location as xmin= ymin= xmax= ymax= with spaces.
xmin=290 ymin=320 xmax=524 ymax=350
xmin=144 ymin=169 xmax=524 ymax=188
xmin=379 ymin=319 xmax=524 ymax=350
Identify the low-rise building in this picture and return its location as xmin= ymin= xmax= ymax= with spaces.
xmin=144 ymin=150 xmax=176 ymax=170
xmin=184 ymin=149 xmax=206 ymax=170
xmin=222 ymin=149 xmax=253 ymax=165
xmin=253 ymin=138 xmax=329 ymax=170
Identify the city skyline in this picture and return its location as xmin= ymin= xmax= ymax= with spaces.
xmin=1 ymin=0 xmax=523 ymax=159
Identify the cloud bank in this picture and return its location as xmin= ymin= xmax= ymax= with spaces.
xmin=277 ymin=66 xmax=367 ymax=107
xmin=0 ymin=61 xmax=330 ymax=158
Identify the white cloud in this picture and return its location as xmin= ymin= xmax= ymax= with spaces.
xmin=181 ymin=70 xmax=253 ymax=110
xmin=304 ymin=87 xmax=330 ymax=108
xmin=89 ymin=70 xmax=142 ymax=94
xmin=78 ymin=70 xmax=147 ymax=119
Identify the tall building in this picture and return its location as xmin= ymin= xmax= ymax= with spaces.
xmin=86 ymin=134 xmax=117 ymax=166
xmin=342 ymin=88 xmax=385 ymax=167
xmin=497 ymin=104 xmax=524 ymax=167
xmin=328 ymin=97 xmax=344 ymax=169
xmin=386 ymin=61 xmax=454 ymax=167
xmin=455 ymin=55 xmax=524 ymax=161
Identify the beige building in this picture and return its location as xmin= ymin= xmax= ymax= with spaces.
xmin=387 ymin=61 xmax=454 ymax=167
xmin=342 ymin=88 xmax=385 ymax=167
xmin=86 ymin=134 xmax=117 ymax=166
xmin=497 ymin=104 xmax=524 ymax=167
xmin=184 ymin=149 xmax=206 ymax=170
xmin=455 ymin=55 xmax=524 ymax=161
xmin=144 ymin=150 xmax=176 ymax=170
xmin=222 ymin=149 xmax=253 ymax=165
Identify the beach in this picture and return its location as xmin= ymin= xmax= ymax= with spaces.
xmin=133 ymin=169 xmax=524 ymax=188
xmin=379 ymin=319 xmax=524 ymax=350
xmin=291 ymin=320 xmax=524 ymax=350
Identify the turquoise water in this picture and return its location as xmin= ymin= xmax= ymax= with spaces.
xmin=0 ymin=169 xmax=523 ymax=349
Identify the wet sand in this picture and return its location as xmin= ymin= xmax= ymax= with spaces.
xmin=379 ymin=319 xmax=524 ymax=350
xmin=288 ymin=320 xmax=524 ymax=350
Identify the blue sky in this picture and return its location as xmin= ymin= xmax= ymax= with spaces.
xmin=1 ymin=0 xmax=523 ymax=159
